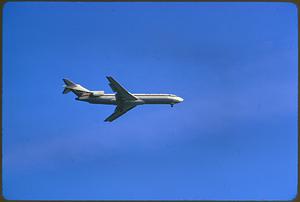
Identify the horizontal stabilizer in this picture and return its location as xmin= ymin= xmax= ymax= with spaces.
xmin=63 ymin=88 xmax=71 ymax=94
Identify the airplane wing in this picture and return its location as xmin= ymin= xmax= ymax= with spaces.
xmin=104 ymin=105 xmax=136 ymax=122
xmin=106 ymin=76 xmax=138 ymax=102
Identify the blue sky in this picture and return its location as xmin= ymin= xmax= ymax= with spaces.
xmin=2 ymin=2 xmax=298 ymax=200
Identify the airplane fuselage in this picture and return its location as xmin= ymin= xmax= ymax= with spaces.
xmin=63 ymin=76 xmax=184 ymax=122
xmin=76 ymin=93 xmax=183 ymax=106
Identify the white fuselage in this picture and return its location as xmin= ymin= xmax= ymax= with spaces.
xmin=63 ymin=77 xmax=184 ymax=121
xmin=76 ymin=93 xmax=184 ymax=106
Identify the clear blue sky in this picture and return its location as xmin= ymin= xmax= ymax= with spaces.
xmin=2 ymin=2 xmax=298 ymax=200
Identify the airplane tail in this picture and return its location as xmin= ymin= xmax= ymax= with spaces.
xmin=62 ymin=79 xmax=75 ymax=94
xmin=62 ymin=78 xmax=90 ymax=97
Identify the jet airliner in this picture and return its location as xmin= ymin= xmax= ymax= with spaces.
xmin=63 ymin=76 xmax=184 ymax=122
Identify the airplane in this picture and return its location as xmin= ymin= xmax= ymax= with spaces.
xmin=62 ymin=76 xmax=184 ymax=122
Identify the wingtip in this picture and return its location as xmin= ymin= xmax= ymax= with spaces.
xmin=106 ymin=76 xmax=115 ymax=83
xmin=104 ymin=116 xmax=114 ymax=122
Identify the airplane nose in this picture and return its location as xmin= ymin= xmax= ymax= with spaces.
xmin=176 ymin=97 xmax=184 ymax=102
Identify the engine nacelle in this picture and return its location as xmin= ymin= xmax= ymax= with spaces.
xmin=92 ymin=91 xmax=105 ymax=96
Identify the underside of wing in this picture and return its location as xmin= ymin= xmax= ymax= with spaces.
xmin=106 ymin=76 xmax=137 ymax=102
xmin=104 ymin=105 xmax=136 ymax=122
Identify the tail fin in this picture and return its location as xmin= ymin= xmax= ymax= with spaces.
xmin=63 ymin=79 xmax=76 ymax=87
xmin=62 ymin=78 xmax=90 ymax=96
